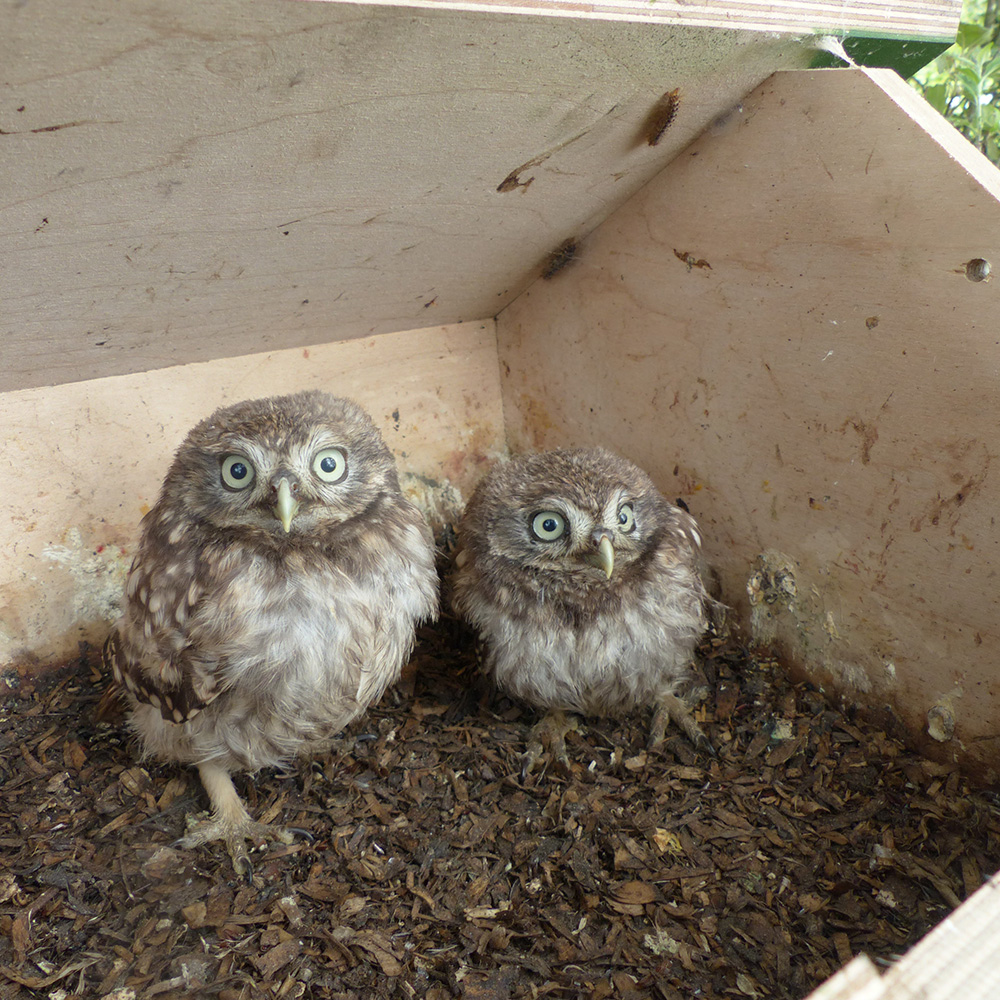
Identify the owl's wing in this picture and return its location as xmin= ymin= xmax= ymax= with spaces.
xmin=102 ymin=550 xmax=229 ymax=724
xmin=102 ymin=626 xmax=224 ymax=724
xmin=671 ymin=507 xmax=704 ymax=555
xmin=348 ymin=588 xmax=428 ymax=715
xmin=352 ymin=608 xmax=396 ymax=711
xmin=655 ymin=505 xmax=713 ymax=630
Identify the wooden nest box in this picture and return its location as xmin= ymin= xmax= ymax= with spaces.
xmin=3 ymin=1 xmax=1000 ymax=989
xmin=0 ymin=0 xmax=1000 ymax=900
xmin=4 ymin=0 xmax=996 ymax=771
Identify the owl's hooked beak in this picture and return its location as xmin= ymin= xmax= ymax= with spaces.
xmin=273 ymin=478 xmax=300 ymax=533
xmin=583 ymin=532 xmax=615 ymax=579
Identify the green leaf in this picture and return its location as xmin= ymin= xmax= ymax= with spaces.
xmin=982 ymin=52 xmax=1000 ymax=78
xmin=907 ymin=0 xmax=1000 ymax=166
xmin=957 ymin=67 xmax=983 ymax=98
xmin=957 ymin=21 xmax=990 ymax=48
xmin=979 ymin=102 xmax=1000 ymax=129
xmin=919 ymin=83 xmax=951 ymax=114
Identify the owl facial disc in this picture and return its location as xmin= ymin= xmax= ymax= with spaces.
xmin=274 ymin=477 xmax=300 ymax=533
xmin=583 ymin=533 xmax=615 ymax=579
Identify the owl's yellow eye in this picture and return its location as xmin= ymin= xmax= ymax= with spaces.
xmin=221 ymin=454 xmax=255 ymax=490
xmin=531 ymin=511 xmax=566 ymax=541
xmin=313 ymin=447 xmax=348 ymax=484
xmin=617 ymin=503 xmax=635 ymax=532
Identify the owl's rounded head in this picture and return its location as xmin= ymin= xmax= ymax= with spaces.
xmin=158 ymin=390 xmax=399 ymax=541
xmin=462 ymin=447 xmax=673 ymax=582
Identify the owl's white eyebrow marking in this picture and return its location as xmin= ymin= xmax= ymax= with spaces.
xmin=600 ymin=491 xmax=630 ymax=527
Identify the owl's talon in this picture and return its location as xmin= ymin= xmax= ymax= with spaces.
xmin=520 ymin=710 xmax=577 ymax=779
xmin=233 ymin=851 xmax=254 ymax=884
xmin=520 ymin=747 xmax=541 ymax=780
xmin=177 ymin=813 xmax=293 ymax=875
xmin=173 ymin=763 xmax=301 ymax=876
xmin=650 ymin=691 xmax=711 ymax=754
xmin=284 ymin=826 xmax=315 ymax=843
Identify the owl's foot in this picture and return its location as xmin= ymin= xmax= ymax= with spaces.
xmin=178 ymin=762 xmax=296 ymax=881
xmin=178 ymin=812 xmax=295 ymax=881
xmin=649 ymin=692 xmax=714 ymax=755
xmin=521 ymin=710 xmax=581 ymax=779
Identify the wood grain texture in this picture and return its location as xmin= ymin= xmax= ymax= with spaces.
xmin=0 ymin=0 xmax=810 ymax=392
xmin=497 ymin=68 xmax=1000 ymax=777
xmin=303 ymin=0 xmax=962 ymax=39
xmin=0 ymin=321 xmax=503 ymax=669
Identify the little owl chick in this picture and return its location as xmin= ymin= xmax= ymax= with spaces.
xmin=452 ymin=447 xmax=709 ymax=775
xmin=102 ymin=390 xmax=438 ymax=875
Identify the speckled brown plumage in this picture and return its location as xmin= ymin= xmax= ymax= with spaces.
xmin=452 ymin=447 xmax=709 ymax=773
xmin=103 ymin=390 xmax=438 ymax=874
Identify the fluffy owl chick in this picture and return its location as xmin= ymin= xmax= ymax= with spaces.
xmin=103 ymin=391 xmax=438 ymax=875
xmin=452 ymin=448 xmax=709 ymax=776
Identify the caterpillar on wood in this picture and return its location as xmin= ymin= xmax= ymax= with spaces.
xmin=645 ymin=88 xmax=681 ymax=146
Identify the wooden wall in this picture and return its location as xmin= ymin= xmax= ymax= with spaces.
xmin=1 ymin=0 xmax=810 ymax=392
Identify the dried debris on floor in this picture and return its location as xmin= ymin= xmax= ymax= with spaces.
xmin=1 ymin=616 xmax=998 ymax=1000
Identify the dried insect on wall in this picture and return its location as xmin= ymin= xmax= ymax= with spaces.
xmin=541 ymin=238 xmax=579 ymax=279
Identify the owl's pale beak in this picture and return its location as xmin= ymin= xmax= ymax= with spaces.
xmin=273 ymin=478 xmax=300 ymax=533
xmin=583 ymin=533 xmax=615 ymax=579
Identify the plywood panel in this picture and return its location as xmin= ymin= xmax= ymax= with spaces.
xmin=0 ymin=0 xmax=810 ymax=392
xmin=0 ymin=320 xmax=504 ymax=673
xmin=497 ymin=68 xmax=1000 ymax=777
xmin=307 ymin=0 xmax=962 ymax=40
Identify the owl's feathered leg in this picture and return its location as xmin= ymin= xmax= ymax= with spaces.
xmin=177 ymin=761 xmax=294 ymax=880
xmin=649 ymin=691 xmax=713 ymax=754
xmin=521 ymin=710 xmax=581 ymax=778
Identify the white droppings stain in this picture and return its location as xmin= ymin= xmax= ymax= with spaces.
xmin=400 ymin=472 xmax=465 ymax=527
xmin=823 ymin=611 xmax=841 ymax=640
xmin=771 ymin=718 xmax=795 ymax=741
xmin=40 ymin=528 xmax=129 ymax=625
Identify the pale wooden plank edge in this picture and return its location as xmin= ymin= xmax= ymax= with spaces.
xmin=880 ymin=868 xmax=1000 ymax=996
xmin=803 ymin=955 xmax=885 ymax=1000
xmin=295 ymin=0 xmax=961 ymax=40
xmin=804 ymin=869 xmax=1000 ymax=998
